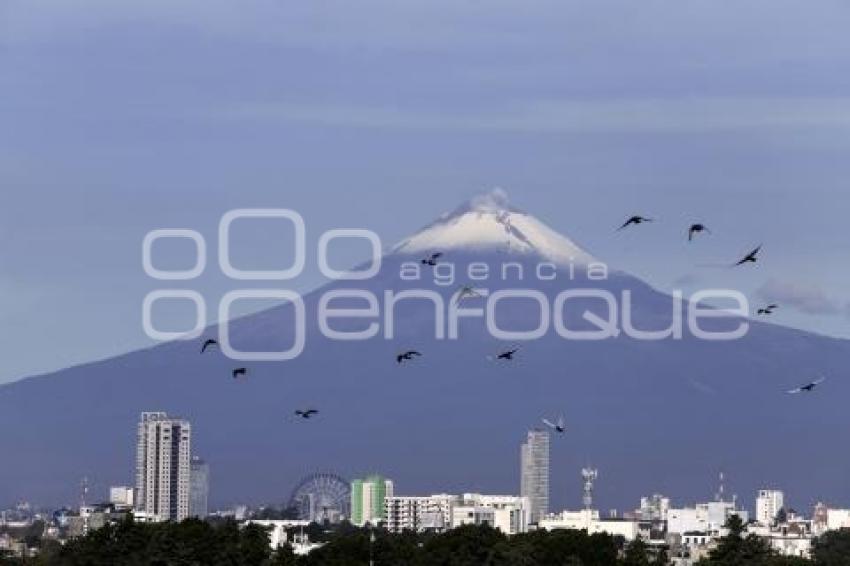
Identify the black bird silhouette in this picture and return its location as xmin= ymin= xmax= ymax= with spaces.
xmin=295 ymin=409 xmax=319 ymax=419
xmin=496 ymin=347 xmax=520 ymax=361
xmin=787 ymin=377 xmax=826 ymax=394
xmin=756 ymin=304 xmax=778 ymax=315
xmin=542 ymin=415 xmax=566 ymax=434
xmin=421 ymin=252 xmax=443 ymax=266
xmin=201 ymin=339 xmax=218 ymax=354
xmin=396 ymin=350 xmax=422 ymax=364
xmin=688 ymin=223 xmax=711 ymax=241
xmin=617 ymin=216 xmax=653 ymax=231
xmin=734 ymin=245 xmax=762 ymax=266
xmin=232 ymin=368 xmax=247 ymax=379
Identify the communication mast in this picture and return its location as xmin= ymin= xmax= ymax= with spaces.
xmin=715 ymin=471 xmax=725 ymax=502
xmin=79 ymin=476 xmax=89 ymax=509
xmin=581 ymin=468 xmax=598 ymax=510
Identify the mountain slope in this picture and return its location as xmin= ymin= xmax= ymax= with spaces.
xmin=1 ymin=192 xmax=848 ymax=513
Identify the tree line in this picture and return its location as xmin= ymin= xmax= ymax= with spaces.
xmin=4 ymin=514 xmax=850 ymax=565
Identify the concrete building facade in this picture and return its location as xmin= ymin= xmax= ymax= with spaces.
xmin=384 ymin=494 xmax=458 ymax=533
xmin=350 ymin=475 xmax=394 ymax=527
xmin=134 ymin=412 xmax=192 ymax=522
xmin=189 ymin=456 xmax=210 ymax=518
xmin=756 ymin=489 xmax=785 ymax=525
xmin=520 ymin=429 xmax=549 ymax=524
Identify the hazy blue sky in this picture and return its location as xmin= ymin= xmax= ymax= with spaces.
xmin=1 ymin=0 xmax=849 ymax=384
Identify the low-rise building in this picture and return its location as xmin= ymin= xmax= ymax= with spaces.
xmin=452 ymin=505 xmax=496 ymax=529
xmin=746 ymin=522 xmax=813 ymax=559
xmin=109 ymin=486 xmax=135 ymax=508
xmin=384 ymin=493 xmax=530 ymax=535
xmin=384 ymin=494 xmax=457 ymax=533
xmin=243 ymin=520 xmax=310 ymax=549
xmin=459 ymin=494 xmax=529 ymax=535
xmin=539 ymin=508 xmax=642 ymax=541
xmin=77 ymin=503 xmax=132 ymax=535
xmin=826 ymin=507 xmax=850 ymax=531
xmin=668 ymin=500 xmax=747 ymax=537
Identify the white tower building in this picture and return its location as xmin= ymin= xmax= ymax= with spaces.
xmin=521 ymin=429 xmax=549 ymax=524
xmin=135 ymin=412 xmax=192 ymax=522
xmin=756 ymin=489 xmax=785 ymax=525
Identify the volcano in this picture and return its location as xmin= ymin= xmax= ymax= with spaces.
xmin=1 ymin=189 xmax=848 ymax=513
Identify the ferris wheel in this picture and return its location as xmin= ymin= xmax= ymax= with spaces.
xmin=288 ymin=472 xmax=351 ymax=523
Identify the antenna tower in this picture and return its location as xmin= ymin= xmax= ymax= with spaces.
xmin=581 ymin=468 xmax=598 ymax=510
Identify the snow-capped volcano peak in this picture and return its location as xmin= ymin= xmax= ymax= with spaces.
xmin=391 ymin=188 xmax=596 ymax=265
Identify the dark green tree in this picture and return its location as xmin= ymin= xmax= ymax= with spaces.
xmin=267 ymin=543 xmax=299 ymax=566
xmin=812 ymin=528 xmax=850 ymax=566
xmin=623 ymin=536 xmax=651 ymax=566
xmin=417 ymin=524 xmax=504 ymax=565
xmin=508 ymin=528 xmax=620 ymax=566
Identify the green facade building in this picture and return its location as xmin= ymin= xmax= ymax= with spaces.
xmin=350 ymin=474 xmax=394 ymax=526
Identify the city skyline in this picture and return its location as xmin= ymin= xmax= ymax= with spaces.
xmin=25 ymin=409 xmax=821 ymax=521
xmin=5 ymin=437 xmax=848 ymax=564
xmin=0 ymin=403 xmax=843 ymax=562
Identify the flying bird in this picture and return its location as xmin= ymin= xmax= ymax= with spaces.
xmin=200 ymin=339 xmax=218 ymax=354
xmin=688 ymin=223 xmax=711 ymax=241
xmin=734 ymin=245 xmax=762 ymax=266
xmin=396 ymin=350 xmax=422 ymax=364
xmin=756 ymin=304 xmax=778 ymax=315
xmin=295 ymin=409 xmax=319 ymax=419
xmin=787 ymin=377 xmax=826 ymax=394
xmin=232 ymin=368 xmax=248 ymax=379
xmin=617 ymin=216 xmax=653 ymax=231
xmin=421 ymin=252 xmax=443 ymax=266
xmin=496 ymin=347 xmax=520 ymax=361
xmin=454 ymin=286 xmax=482 ymax=304
xmin=542 ymin=416 xmax=566 ymax=434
